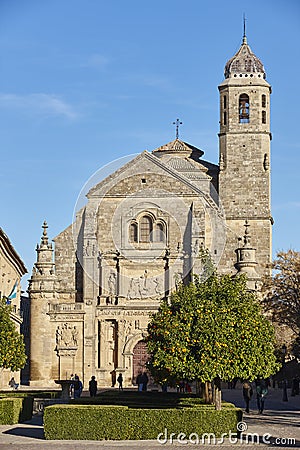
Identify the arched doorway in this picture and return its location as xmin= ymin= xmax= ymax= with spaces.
xmin=132 ymin=340 xmax=150 ymax=384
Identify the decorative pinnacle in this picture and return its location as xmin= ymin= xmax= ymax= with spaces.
xmin=242 ymin=14 xmax=247 ymax=44
xmin=41 ymin=220 xmax=49 ymax=245
xmin=243 ymin=220 xmax=251 ymax=246
xmin=173 ymin=118 xmax=183 ymax=140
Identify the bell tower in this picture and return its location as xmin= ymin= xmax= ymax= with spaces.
xmin=28 ymin=221 xmax=58 ymax=386
xmin=218 ymin=32 xmax=272 ymax=277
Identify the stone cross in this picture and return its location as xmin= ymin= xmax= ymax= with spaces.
xmin=173 ymin=118 xmax=183 ymax=140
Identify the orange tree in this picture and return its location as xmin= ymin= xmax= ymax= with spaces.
xmin=0 ymin=298 xmax=26 ymax=371
xmin=146 ymin=273 xmax=279 ymax=409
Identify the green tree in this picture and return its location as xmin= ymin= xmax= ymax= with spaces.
xmin=147 ymin=273 xmax=279 ymax=409
xmin=0 ymin=298 xmax=26 ymax=371
xmin=262 ymin=250 xmax=300 ymax=334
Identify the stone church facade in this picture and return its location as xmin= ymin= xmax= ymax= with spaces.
xmin=28 ymin=34 xmax=272 ymax=388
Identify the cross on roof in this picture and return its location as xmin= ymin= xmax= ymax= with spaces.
xmin=173 ymin=118 xmax=183 ymax=140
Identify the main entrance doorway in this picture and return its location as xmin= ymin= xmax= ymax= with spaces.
xmin=132 ymin=340 xmax=149 ymax=384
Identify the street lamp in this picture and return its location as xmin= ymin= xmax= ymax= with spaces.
xmin=282 ymin=344 xmax=288 ymax=402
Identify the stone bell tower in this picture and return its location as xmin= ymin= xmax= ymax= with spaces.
xmin=28 ymin=221 xmax=58 ymax=386
xmin=218 ymin=31 xmax=272 ymax=277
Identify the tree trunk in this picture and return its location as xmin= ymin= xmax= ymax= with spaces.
xmin=204 ymin=381 xmax=213 ymax=404
xmin=214 ymin=377 xmax=222 ymax=410
xmin=196 ymin=380 xmax=203 ymax=397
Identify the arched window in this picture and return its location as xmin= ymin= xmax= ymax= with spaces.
xmin=262 ymin=94 xmax=266 ymax=108
xmin=155 ymin=222 xmax=165 ymax=242
xmin=262 ymin=110 xmax=266 ymax=124
xmin=140 ymin=216 xmax=153 ymax=242
xmin=223 ymin=95 xmax=227 ymax=109
xmin=129 ymin=223 xmax=138 ymax=242
xmin=239 ymin=94 xmax=250 ymax=123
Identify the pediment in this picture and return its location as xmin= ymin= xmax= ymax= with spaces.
xmin=87 ymin=150 xmax=210 ymax=200
xmin=152 ymin=139 xmax=204 ymax=157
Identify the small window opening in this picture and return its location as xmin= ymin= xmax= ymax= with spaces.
xmin=156 ymin=223 xmax=165 ymax=242
xmin=223 ymin=96 xmax=227 ymax=109
xmin=129 ymin=223 xmax=138 ymax=242
xmin=262 ymin=110 xmax=266 ymax=124
xmin=223 ymin=111 xmax=227 ymax=125
xmin=239 ymin=94 xmax=250 ymax=123
xmin=141 ymin=178 xmax=146 ymax=184
xmin=262 ymin=94 xmax=266 ymax=108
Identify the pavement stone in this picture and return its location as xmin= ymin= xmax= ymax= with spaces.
xmin=0 ymin=387 xmax=299 ymax=449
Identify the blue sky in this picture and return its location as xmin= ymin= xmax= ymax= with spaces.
xmin=0 ymin=0 xmax=299 ymax=289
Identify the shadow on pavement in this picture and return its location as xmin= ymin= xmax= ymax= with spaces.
xmin=3 ymin=426 xmax=44 ymax=440
xmin=3 ymin=415 xmax=44 ymax=440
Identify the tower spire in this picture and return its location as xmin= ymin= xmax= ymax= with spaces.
xmin=243 ymin=14 xmax=247 ymax=44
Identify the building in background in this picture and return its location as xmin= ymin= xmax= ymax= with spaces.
xmin=0 ymin=228 xmax=27 ymax=389
xmin=28 ymin=33 xmax=272 ymax=388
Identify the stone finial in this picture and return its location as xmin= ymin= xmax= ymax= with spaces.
xmin=29 ymin=221 xmax=57 ymax=293
xmin=235 ymin=220 xmax=260 ymax=290
xmin=41 ymin=220 xmax=49 ymax=245
xmin=243 ymin=220 xmax=250 ymax=246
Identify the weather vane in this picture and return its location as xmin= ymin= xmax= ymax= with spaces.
xmin=173 ymin=118 xmax=183 ymax=139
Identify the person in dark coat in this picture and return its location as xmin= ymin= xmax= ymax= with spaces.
xmin=291 ymin=377 xmax=300 ymax=396
xmin=117 ymin=373 xmax=123 ymax=391
xmin=8 ymin=377 xmax=19 ymax=390
xmin=242 ymin=380 xmax=253 ymax=413
xmin=136 ymin=372 xmax=143 ymax=391
xmin=256 ymin=379 xmax=268 ymax=414
xmin=89 ymin=376 xmax=97 ymax=397
xmin=74 ymin=375 xmax=83 ymax=398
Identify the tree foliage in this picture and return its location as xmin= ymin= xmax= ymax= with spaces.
xmin=147 ymin=273 xmax=279 ymax=388
xmin=262 ymin=250 xmax=300 ymax=334
xmin=0 ymin=298 xmax=27 ymax=371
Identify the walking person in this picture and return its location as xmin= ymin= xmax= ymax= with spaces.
xmin=291 ymin=377 xmax=300 ymax=396
xmin=242 ymin=380 xmax=253 ymax=413
xmin=117 ymin=373 xmax=123 ymax=391
xmin=74 ymin=374 xmax=83 ymax=398
xmin=256 ymin=379 xmax=268 ymax=414
xmin=136 ymin=372 xmax=143 ymax=391
xmin=89 ymin=375 xmax=97 ymax=397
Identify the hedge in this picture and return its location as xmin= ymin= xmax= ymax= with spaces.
xmin=0 ymin=391 xmax=59 ymax=399
xmin=70 ymin=394 xmax=235 ymax=409
xmin=0 ymin=397 xmax=33 ymax=424
xmin=44 ymin=404 xmax=242 ymax=440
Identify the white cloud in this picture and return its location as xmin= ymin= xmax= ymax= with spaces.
xmin=82 ymin=54 xmax=110 ymax=69
xmin=0 ymin=93 xmax=78 ymax=119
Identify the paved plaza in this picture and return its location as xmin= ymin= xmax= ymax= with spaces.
xmin=0 ymin=386 xmax=299 ymax=449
